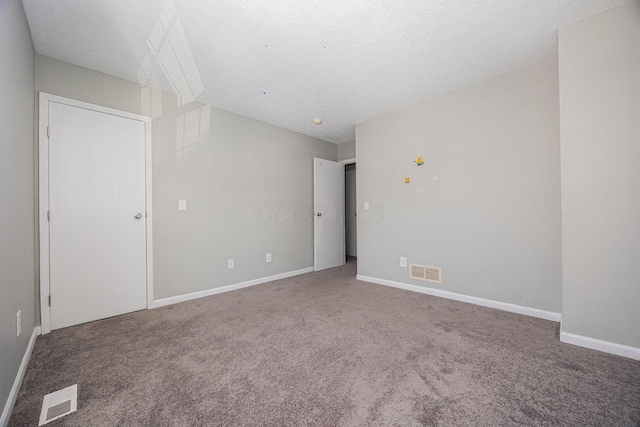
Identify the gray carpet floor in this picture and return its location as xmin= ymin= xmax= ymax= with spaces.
xmin=9 ymin=261 xmax=640 ymax=426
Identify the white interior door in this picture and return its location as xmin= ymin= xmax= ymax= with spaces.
xmin=314 ymin=158 xmax=345 ymax=271
xmin=345 ymin=165 xmax=357 ymax=257
xmin=48 ymin=101 xmax=147 ymax=330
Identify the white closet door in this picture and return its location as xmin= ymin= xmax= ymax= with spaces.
xmin=49 ymin=102 xmax=147 ymax=330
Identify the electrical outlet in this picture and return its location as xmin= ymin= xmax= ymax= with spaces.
xmin=178 ymin=199 xmax=187 ymax=211
xmin=400 ymin=257 xmax=407 ymax=268
xmin=266 ymin=253 xmax=272 ymax=263
xmin=227 ymin=258 xmax=234 ymax=269
xmin=16 ymin=310 xmax=21 ymax=337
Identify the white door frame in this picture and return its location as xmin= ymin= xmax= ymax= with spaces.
xmin=38 ymin=92 xmax=154 ymax=334
xmin=339 ymin=158 xmax=356 ymax=165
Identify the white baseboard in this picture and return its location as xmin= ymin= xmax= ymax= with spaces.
xmin=153 ymin=267 xmax=314 ymax=308
xmin=560 ymin=331 xmax=640 ymax=361
xmin=356 ymin=275 xmax=562 ymax=322
xmin=1 ymin=326 xmax=40 ymax=427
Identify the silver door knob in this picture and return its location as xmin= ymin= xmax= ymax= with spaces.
xmin=316 ymin=212 xmax=322 ymax=217
xmin=134 ymin=213 xmax=143 ymax=219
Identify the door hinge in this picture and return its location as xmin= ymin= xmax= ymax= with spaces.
xmin=47 ymin=126 xmax=50 ymax=138
xmin=47 ymin=210 xmax=50 ymax=222
xmin=48 ymin=295 xmax=51 ymax=307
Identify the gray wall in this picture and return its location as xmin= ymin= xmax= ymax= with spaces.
xmin=559 ymin=1 xmax=640 ymax=348
xmin=356 ymin=58 xmax=562 ymax=313
xmin=0 ymin=0 xmax=36 ymax=416
xmin=338 ymin=140 xmax=355 ymax=161
xmin=35 ymin=55 xmax=337 ymax=300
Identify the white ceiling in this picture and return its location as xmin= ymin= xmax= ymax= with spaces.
xmin=22 ymin=0 xmax=629 ymax=144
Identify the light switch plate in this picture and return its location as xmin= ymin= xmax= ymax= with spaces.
xmin=364 ymin=202 xmax=369 ymax=210
xmin=227 ymin=258 xmax=234 ymax=269
xmin=16 ymin=310 xmax=21 ymax=337
xmin=178 ymin=199 xmax=187 ymax=211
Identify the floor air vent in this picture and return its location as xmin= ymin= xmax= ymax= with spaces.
xmin=410 ymin=264 xmax=442 ymax=284
xmin=39 ymin=384 xmax=77 ymax=425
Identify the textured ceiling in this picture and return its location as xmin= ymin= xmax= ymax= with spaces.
xmin=22 ymin=0 xmax=630 ymax=143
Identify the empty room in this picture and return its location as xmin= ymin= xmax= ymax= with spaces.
xmin=1 ymin=0 xmax=639 ymax=425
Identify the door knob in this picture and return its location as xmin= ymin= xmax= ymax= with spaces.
xmin=134 ymin=213 xmax=143 ymax=219
xmin=316 ymin=212 xmax=322 ymax=217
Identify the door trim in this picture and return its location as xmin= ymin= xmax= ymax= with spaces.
xmin=339 ymin=157 xmax=356 ymax=165
xmin=38 ymin=92 xmax=154 ymax=334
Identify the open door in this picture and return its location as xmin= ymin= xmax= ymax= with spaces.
xmin=314 ymin=157 xmax=345 ymax=271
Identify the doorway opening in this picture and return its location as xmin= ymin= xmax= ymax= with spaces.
xmin=345 ymin=162 xmax=357 ymax=268
xmin=311 ymin=157 xmax=356 ymax=273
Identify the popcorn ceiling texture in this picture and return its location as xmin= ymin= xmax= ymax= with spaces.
xmin=22 ymin=0 xmax=631 ymax=143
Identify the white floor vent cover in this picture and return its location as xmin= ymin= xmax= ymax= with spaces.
xmin=38 ymin=384 xmax=77 ymax=426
